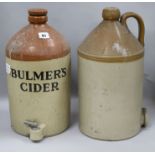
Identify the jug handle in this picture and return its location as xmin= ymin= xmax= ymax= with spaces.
xmin=120 ymin=12 xmax=145 ymax=46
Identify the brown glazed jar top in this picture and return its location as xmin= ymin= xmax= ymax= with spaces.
xmin=102 ymin=7 xmax=120 ymax=21
xmin=28 ymin=8 xmax=48 ymax=24
xmin=6 ymin=8 xmax=70 ymax=61
xmin=78 ymin=7 xmax=145 ymax=62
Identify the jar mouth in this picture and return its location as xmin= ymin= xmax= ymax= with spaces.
xmin=28 ymin=8 xmax=48 ymax=24
xmin=28 ymin=8 xmax=47 ymax=16
xmin=105 ymin=7 xmax=119 ymax=11
xmin=102 ymin=7 xmax=120 ymax=21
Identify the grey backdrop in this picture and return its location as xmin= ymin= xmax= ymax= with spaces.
xmin=0 ymin=2 xmax=155 ymax=98
xmin=1 ymin=2 xmax=155 ymax=152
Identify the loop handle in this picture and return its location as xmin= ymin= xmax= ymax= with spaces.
xmin=120 ymin=12 xmax=145 ymax=46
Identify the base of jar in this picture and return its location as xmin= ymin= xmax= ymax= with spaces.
xmin=79 ymin=127 xmax=141 ymax=141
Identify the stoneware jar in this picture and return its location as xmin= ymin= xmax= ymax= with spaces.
xmin=78 ymin=7 xmax=147 ymax=140
xmin=6 ymin=8 xmax=71 ymax=142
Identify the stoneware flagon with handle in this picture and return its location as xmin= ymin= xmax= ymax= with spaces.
xmin=78 ymin=7 xmax=147 ymax=140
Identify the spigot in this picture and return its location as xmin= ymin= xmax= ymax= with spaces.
xmin=141 ymin=108 xmax=148 ymax=128
xmin=24 ymin=120 xmax=46 ymax=142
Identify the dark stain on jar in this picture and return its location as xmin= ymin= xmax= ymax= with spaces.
xmin=99 ymin=104 xmax=103 ymax=108
xmin=101 ymin=88 xmax=109 ymax=96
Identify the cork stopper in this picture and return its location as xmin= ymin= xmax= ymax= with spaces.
xmin=28 ymin=8 xmax=48 ymax=24
xmin=102 ymin=7 xmax=120 ymax=21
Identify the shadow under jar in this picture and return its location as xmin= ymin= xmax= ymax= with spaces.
xmin=6 ymin=8 xmax=71 ymax=142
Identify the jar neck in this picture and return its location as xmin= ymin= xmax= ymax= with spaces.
xmin=28 ymin=15 xmax=48 ymax=24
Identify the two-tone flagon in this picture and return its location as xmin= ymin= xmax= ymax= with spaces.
xmin=6 ymin=9 xmax=71 ymax=142
xmin=78 ymin=7 xmax=147 ymax=140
